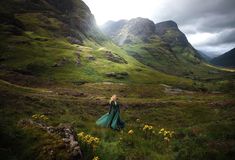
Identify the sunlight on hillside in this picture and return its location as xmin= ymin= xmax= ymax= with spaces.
xmin=205 ymin=63 xmax=235 ymax=72
xmin=0 ymin=0 xmax=234 ymax=159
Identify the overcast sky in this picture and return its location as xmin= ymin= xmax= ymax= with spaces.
xmin=83 ymin=0 xmax=235 ymax=57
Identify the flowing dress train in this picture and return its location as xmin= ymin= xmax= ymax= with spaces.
xmin=96 ymin=101 xmax=125 ymax=130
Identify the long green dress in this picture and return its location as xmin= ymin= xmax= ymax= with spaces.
xmin=96 ymin=101 xmax=125 ymax=130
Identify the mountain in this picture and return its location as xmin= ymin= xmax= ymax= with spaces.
xmin=100 ymin=19 xmax=127 ymax=40
xmin=0 ymin=0 xmax=193 ymax=87
xmin=1 ymin=1 xmax=235 ymax=160
xmin=155 ymin=20 xmax=190 ymax=47
xmin=102 ymin=18 xmax=156 ymax=45
xmin=0 ymin=0 xmax=105 ymax=42
xmin=101 ymin=18 xmax=205 ymax=77
xmin=211 ymin=48 xmax=235 ymax=68
xmin=197 ymin=50 xmax=213 ymax=61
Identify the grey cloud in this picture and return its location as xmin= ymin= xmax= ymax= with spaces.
xmin=154 ymin=0 xmax=235 ymax=32
xmin=206 ymin=29 xmax=235 ymax=46
xmin=195 ymin=14 xmax=235 ymax=33
xmin=152 ymin=0 xmax=235 ymax=55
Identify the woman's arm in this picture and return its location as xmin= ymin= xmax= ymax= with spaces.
xmin=109 ymin=101 xmax=113 ymax=114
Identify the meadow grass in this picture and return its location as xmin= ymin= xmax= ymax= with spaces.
xmin=0 ymin=79 xmax=234 ymax=160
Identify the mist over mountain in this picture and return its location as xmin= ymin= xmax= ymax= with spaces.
xmin=197 ymin=50 xmax=213 ymax=61
xmin=101 ymin=18 xmax=205 ymax=76
xmin=101 ymin=18 xmax=196 ymax=51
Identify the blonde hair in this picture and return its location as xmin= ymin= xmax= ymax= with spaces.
xmin=109 ymin=94 xmax=117 ymax=104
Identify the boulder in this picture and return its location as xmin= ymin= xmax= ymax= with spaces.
xmin=52 ymin=57 xmax=68 ymax=67
xmin=67 ymin=36 xmax=82 ymax=45
xmin=105 ymin=51 xmax=127 ymax=64
xmin=72 ymin=80 xmax=87 ymax=86
xmin=86 ymin=55 xmax=96 ymax=61
xmin=18 ymin=120 xmax=83 ymax=160
xmin=76 ymin=51 xmax=81 ymax=58
xmin=105 ymin=72 xmax=129 ymax=79
xmin=76 ymin=59 xmax=81 ymax=65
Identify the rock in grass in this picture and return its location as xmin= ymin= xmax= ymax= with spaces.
xmin=67 ymin=36 xmax=82 ymax=45
xmin=72 ymin=80 xmax=87 ymax=86
xmin=86 ymin=55 xmax=96 ymax=61
xmin=76 ymin=59 xmax=81 ymax=65
xmin=105 ymin=72 xmax=129 ymax=79
xmin=105 ymin=51 xmax=128 ymax=64
xmin=18 ymin=120 xmax=83 ymax=160
xmin=52 ymin=57 xmax=68 ymax=67
xmin=76 ymin=51 xmax=81 ymax=58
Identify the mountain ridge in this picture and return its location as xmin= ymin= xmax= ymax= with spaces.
xmin=210 ymin=48 xmax=235 ymax=68
xmin=101 ymin=17 xmax=207 ymax=77
xmin=0 ymin=0 xmax=195 ymax=86
xmin=1 ymin=1 xmax=235 ymax=160
xmin=0 ymin=0 xmax=105 ymax=43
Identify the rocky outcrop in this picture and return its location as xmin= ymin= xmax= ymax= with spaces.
xmin=101 ymin=18 xmax=191 ymax=48
xmin=101 ymin=20 xmax=127 ymax=37
xmin=122 ymin=18 xmax=156 ymax=39
xmin=105 ymin=72 xmax=129 ymax=79
xmin=101 ymin=18 xmax=203 ymax=76
xmin=101 ymin=17 xmax=156 ymax=45
xmin=155 ymin=20 xmax=178 ymax=35
xmin=52 ymin=57 xmax=70 ymax=67
xmin=18 ymin=119 xmax=82 ymax=160
xmin=0 ymin=0 xmax=104 ymax=42
xmin=105 ymin=51 xmax=127 ymax=64
xmin=67 ymin=36 xmax=82 ymax=45
xmin=155 ymin=20 xmax=190 ymax=47
xmin=86 ymin=55 xmax=96 ymax=61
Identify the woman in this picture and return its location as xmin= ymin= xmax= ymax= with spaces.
xmin=96 ymin=95 xmax=125 ymax=130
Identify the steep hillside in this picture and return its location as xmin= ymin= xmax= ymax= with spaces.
xmin=102 ymin=18 xmax=156 ymax=45
xmin=0 ymin=0 xmax=198 ymax=87
xmin=101 ymin=18 xmax=214 ymax=77
xmin=0 ymin=0 xmax=104 ymax=42
xmin=197 ymin=50 xmax=213 ymax=62
xmin=211 ymin=48 xmax=235 ymax=68
xmin=155 ymin=20 xmax=190 ymax=48
xmin=1 ymin=1 xmax=235 ymax=160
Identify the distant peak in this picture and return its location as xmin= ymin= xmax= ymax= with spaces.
xmin=156 ymin=20 xmax=178 ymax=28
xmin=129 ymin=17 xmax=154 ymax=23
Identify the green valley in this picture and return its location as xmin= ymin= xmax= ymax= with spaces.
xmin=0 ymin=0 xmax=235 ymax=160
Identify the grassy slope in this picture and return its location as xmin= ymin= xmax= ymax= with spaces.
xmin=0 ymin=79 xmax=235 ymax=160
xmin=0 ymin=1 xmax=235 ymax=160
xmin=0 ymin=11 xmax=195 ymax=87
xmin=123 ymin=39 xmax=233 ymax=81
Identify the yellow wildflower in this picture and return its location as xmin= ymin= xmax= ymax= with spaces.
xmin=164 ymin=137 xmax=170 ymax=142
xmin=43 ymin=117 xmax=49 ymax=120
xmin=143 ymin=125 xmax=150 ymax=131
xmin=143 ymin=124 xmax=154 ymax=131
xmin=128 ymin=129 xmax=134 ymax=135
xmin=77 ymin=132 xmax=85 ymax=138
xmin=92 ymin=156 xmax=99 ymax=160
xmin=163 ymin=130 xmax=168 ymax=136
xmin=94 ymin=137 xmax=100 ymax=143
xmin=170 ymin=131 xmax=174 ymax=138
